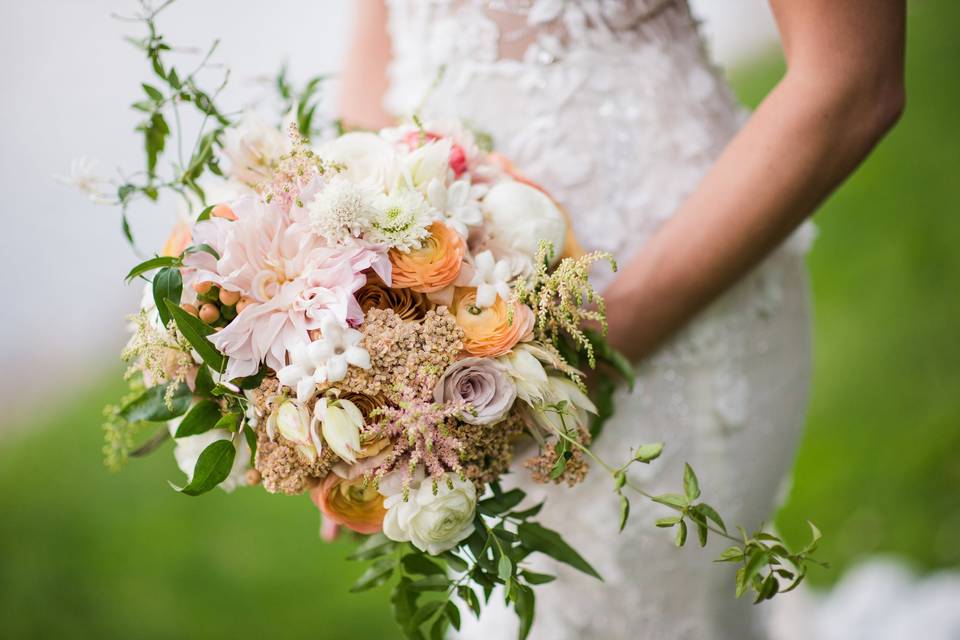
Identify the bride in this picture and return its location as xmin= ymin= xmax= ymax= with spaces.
xmin=339 ymin=1 xmax=905 ymax=638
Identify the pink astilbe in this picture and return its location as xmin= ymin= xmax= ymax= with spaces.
xmin=369 ymin=381 xmax=467 ymax=498
xmin=183 ymin=196 xmax=391 ymax=378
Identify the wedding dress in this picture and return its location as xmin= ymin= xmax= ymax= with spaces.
xmin=384 ymin=2 xmax=813 ymax=638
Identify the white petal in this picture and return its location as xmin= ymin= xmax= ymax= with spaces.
xmin=475 ymin=250 xmax=495 ymax=274
xmin=296 ymin=377 xmax=316 ymax=403
xmin=475 ymin=283 xmax=497 ymax=309
xmin=346 ymin=346 xmax=371 ymax=369
xmin=326 ymin=356 xmax=348 ymax=382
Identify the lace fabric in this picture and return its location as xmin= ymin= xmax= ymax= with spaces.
xmin=384 ymin=2 xmax=813 ymax=638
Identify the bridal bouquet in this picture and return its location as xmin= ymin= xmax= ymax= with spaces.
xmin=75 ymin=3 xmax=824 ymax=638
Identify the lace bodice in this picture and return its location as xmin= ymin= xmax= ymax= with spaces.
xmin=384 ymin=3 xmax=813 ymax=638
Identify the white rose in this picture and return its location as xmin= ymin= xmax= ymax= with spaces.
xmin=320 ymin=132 xmax=398 ymax=189
xmin=481 ymin=181 xmax=567 ymax=266
xmin=382 ymin=474 xmax=477 ymax=555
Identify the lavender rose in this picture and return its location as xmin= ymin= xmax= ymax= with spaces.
xmin=434 ymin=357 xmax=517 ymax=425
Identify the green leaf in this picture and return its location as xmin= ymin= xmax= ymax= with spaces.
xmin=125 ymin=255 xmax=180 ymax=282
xmin=129 ymin=427 xmax=171 ymax=458
xmin=696 ymin=519 xmax=708 ymax=547
xmin=651 ymin=493 xmax=688 ymax=509
xmin=742 ymin=550 xmax=770 ymax=590
xmin=697 ymin=503 xmax=727 ymax=533
xmin=618 ymin=495 xmax=630 ymax=532
xmin=350 ymin=556 xmax=395 ymax=592
xmin=510 ymin=502 xmax=544 ymax=520
xmin=429 ymin=614 xmax=447 ymax=640
xmin=513 ymin=583 xmax=536 ymax=640
xmin=181 ymin=243 xmax=221 ymax=260
xmin=715 ymin=546 xmax=745 ymax=563
xmin=177 ymin=439 xmax=236 ymax=496
xmin=444 ymin=601 xmax=461 ymax=632
xmin=520 ymin=570 xmax=555 ymax=585
xmin=120 ymin=382 xmax=191 ymax=422
xmin=442 ymin=552 xmax=468 ymax=573
xmin=152 ymin=266 xmax=182 ymax=327
xmin=517 ymin=523 xmax=601 ymax=580
xmin=675 ymin=519 xmax=688 ymax=547
xmin=164 ymin=300 xmax=225 ymax=370
xmin=735 ymin=566 xmax=748 ymax=598
xmin=479 ymin=489 xmax=525 ymax=516
xmin=408 ymin=575 xmax=449 ymax=592
xmin=174 ymin=399 xmax=221 ymax=437
xmin=655 ymin=516 xmax=680 ymax=528
xmin=683 ymin=463 xmax=701 ymax=501
xmin=410 ymin=600 xmax=443 ymax=629
xmin=802 ymin=521 xmax=822 ymax=555
xmin=633 ymin=442 xmax=664 ymax=463
xmin=196 ymin=204 xmax=215 ymax=222
xmin=142 ymin=82 xmax=164 ymax=102
xmin=349 ymin=533 xmax=395 ymax=561
xmin=458 ymin=585 xmax=481 ymax=618
xmin=497 ymin=553 xmax=513 ymax=582
xmin=213 ymin=411 xmax=241 ymax=432
xmin=402 ymin=554 xmax=445 ymax=576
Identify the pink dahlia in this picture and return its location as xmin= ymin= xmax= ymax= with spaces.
xmin=184 ymin=197 xmax=391 ymax=378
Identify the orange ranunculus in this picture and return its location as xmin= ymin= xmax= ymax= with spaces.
xmin=452 ymin=287 xmax=535 ymax=357
xmin=389 ymin=222 xmax=465 ymax=293
xmin=310 ymin=473 xmax=386 ymax=535
xmin=161 ymin=219 xmax=192 ymax=257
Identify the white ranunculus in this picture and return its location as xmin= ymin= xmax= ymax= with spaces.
xmin=320 ymin=132 xmax=398 ymax=189
xmin=382 ymin=474 xmax=477 ymax=555
xmin=167 ymin=419 xmax=251 ymax=492
xmin=481 ymin=181 xmax=567 ymax=265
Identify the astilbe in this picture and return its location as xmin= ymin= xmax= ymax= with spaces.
xmin=515 ymin=241 xmax=616 ymax=369
xmin=122 ymin=310 xmax=195 ymax=406
xmin=368 ymin=380 xmax=467 ymax=499
xmin=260 ymin=123 xmax=343 ymax=212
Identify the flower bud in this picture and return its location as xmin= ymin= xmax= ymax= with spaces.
xmin=219 ymin=289 xmax=241 ymax=306
xmin=199 ymin=303 xmax=221 ymax=324
xmin=211 ymin=203 xmax=237 ymax=220
xmin=316 ymin=398 xmax=363 ymax=464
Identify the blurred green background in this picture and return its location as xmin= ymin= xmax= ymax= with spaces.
xmin=1 ymin=2 xmax=957 ymax=638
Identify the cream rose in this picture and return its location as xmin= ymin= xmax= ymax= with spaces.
xmin=382 ymin=474 xmax=477 ymax=555
xmin=481 ymin=181 xmax=567 ymax=266
xmin=319 ymin=132 xmax=398 ymax=189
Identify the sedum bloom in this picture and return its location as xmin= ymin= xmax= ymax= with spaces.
xmin=382 ymin=474 xmax=477 ymax=555
xmin=314 ymin=396 xmax=364 ymax=464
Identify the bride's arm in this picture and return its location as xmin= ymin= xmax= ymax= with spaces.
xmin=604 ymin=0 xmax=906 ymax=361
xmin=339 ymin=0 xmax=394 ymax=130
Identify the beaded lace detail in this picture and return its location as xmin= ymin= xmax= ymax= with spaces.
xmin=384 ymin=2 xmax=813 ymax=638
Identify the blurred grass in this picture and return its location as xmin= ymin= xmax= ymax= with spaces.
xmin=2 ymin=1 xmax=958 ymax=636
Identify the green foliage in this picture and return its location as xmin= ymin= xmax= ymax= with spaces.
xmin=351 ymin=488 xmax=599 ymax=640
xmin=163 ymin=300 xmax=225 ymax=371
xmin=174 ymin=399 xmax=222 ymax=438
xmin=274 ymin=64 xmax=329 ymax=141
xmin=151 ymin=266 xmax=182 ymax=327
xmin=119 ymin=381 xmax=191 ymax=423
xmin=176 ymin=439 xmax=236 ymax=497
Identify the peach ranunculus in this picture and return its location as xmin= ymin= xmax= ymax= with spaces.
xmin=310 ymin=473 xmax=386 ymax=535
xmin=161 ymin=219 xmax=192 ymax=257
xmin=452 ymin=287 xmax=535 ymax=357
xmin=389 ymin=221 xmax=465 ymax=293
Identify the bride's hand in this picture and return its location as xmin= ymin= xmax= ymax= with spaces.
xmin=603 ymin=0 xmax=905 ymax=362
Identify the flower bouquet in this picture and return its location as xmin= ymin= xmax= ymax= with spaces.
xmin=77 ymin=4 xmax=825 ymax=639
